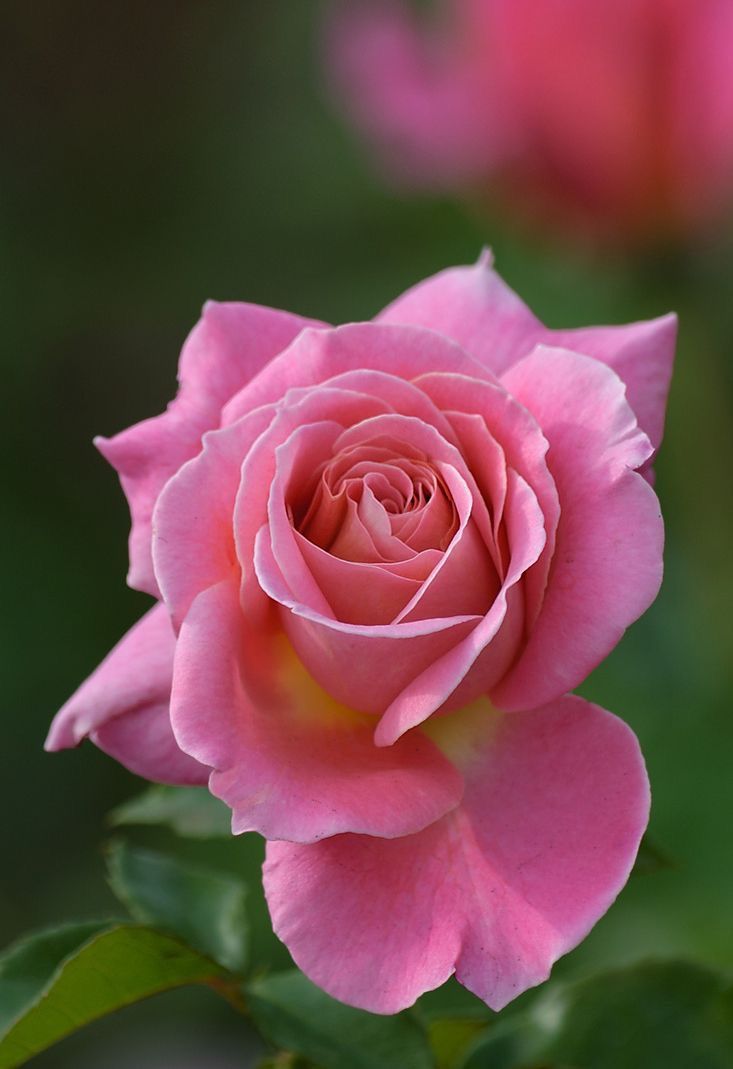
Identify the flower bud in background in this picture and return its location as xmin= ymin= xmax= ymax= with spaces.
xmin=327 ymin=0 xmax=733 ymax=243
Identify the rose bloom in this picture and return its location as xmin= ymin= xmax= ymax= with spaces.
xmin=48 ymin=254 xmax=675 ymax=1013
xmin=328 ymin=0 xmax=733 ymax=240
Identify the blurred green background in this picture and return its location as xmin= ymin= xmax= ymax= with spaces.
xmin=3 ymin=2 xmax=733 ymax=1065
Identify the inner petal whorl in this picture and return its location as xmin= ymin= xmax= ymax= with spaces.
xmin=293 ymin=439 xmax=458 ymax=563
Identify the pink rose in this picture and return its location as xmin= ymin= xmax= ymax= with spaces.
xmin=48 ymin=253 xmax=675 ymax=1012
xmin=328 ymin=0 xmax=733 ymax=239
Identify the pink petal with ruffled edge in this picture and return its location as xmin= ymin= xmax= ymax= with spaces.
xmin=98 ymin=302 xmax=323 ymax=596
xmin=494 ymin=345 xmax=663 ymax=711
xmin=153 ymin=404 xmax=277 ymax=629
xmin=414 ymin=370 xmax=559 ymax=629
xmin=169 ymin=579 xmax=463 ymax=842
xmin=154 ymin=384 xmax=394 ymax=632
xmin=264 ymin=694 xmax=649 ymax=1014
xmin=550 ymin=315 xmax=677 ymax=455
xmin=378 ymin=251 xmax=540 ymax=376
xmin=379 ymin=252 xmax=675 ymax=451
xmin=221 ymin=322 xmax=491 ymax=423
xmin=268 ymin=367 xmax=459 ymax=439
xmin=45 ymin=603 xmax=207 ymax=786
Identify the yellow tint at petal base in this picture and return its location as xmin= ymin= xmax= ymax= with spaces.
xmin=271 ymin=632 xmax=501 ymax=760
xmin=422 ymin=697 xmax=503 ymax=769
xmin=272 ymin=634 xmax=373 ymax=731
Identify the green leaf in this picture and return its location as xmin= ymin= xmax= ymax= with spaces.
xmin=106 ymin=841 xmax=248 ymax=972
xmin=247 ymin=970 xmax=433 ymax=1069
xmin=416 ymin=980 xmax=494 ymax=1069
xmin=0 ymin=922 xmax=237 ymax=1069
xmin=428 ymin=1018 xmax=489 ymax=1069
xmin=460 ymin=961 xmax=733 ymax=1069
xmin=109 ymin=784 xmax=232 ymax=838
xmin=0 ymin=922 xmax=110 ymax=1034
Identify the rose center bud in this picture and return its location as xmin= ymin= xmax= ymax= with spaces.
xmin=281 ymin=428 xmax=499 ymax=630
xmin=293 ymin=440 xmax=458 ymax=564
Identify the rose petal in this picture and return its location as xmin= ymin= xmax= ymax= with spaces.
xmin=270 ymin=367 xmax=455 ymax=437
xmin=255 ymin=526 xmax=481 ymax=714
xmin=93 ymin=701 xmax=207 ymax=786
xmin=221 ymin=322 xmax=492 ymax=422
xmin=293 ymin=460 xmax=495 ymax=628
xmin=45 ymin=603 xmax=207 ymax=786
xmin=234 ymin=385 xmax=399 ymax=599
xmin=332 ymin=413 xmax=494 ymax=549
xmin=415 ymin=370 xmax=559 ymax=629
xmin=381 ymin=253 xmax=675 ymax=450
xmin=550 ymin=313 xmax=677 ymax=454
xmin=169 ymin=580 xmax=464 ymax=842
xmin=264 ymin=694 xmax=649 ymax=1013
xmin=394 ymin=463 xmax=498 ymax=623
xmin=375 ymin=468 xmax=545 ymax=744
xmin=439 ymin=410 xmax=507 ymax=571
xmin=378 ymin=250 xmax=539 ymax=377
xmin=153 ymin=404 xmax=277 ymax=628
xmin=263 ymin=409 xmax=495 ymax=624
xmin=331 ymin=488 xmax=408 ymax=563
xmin=295 ymin=534 xmax=422 ymax=625
xmin=494 ymin=345 xmax=663 ymax=711
xmin=98 ymin=302 xmax=322 ymax=595
xmin=267 ymin=421 xmax=344 ymax=619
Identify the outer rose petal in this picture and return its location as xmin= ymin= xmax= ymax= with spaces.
xmin=494 ymin=346 xmax=663 ymax=711
xmin=264 ymin=695 xmax=649 ymax=1014
xmin=93 ymin=701 xmax=207 ymax=786
xmin=170 ymin=580 xmax=464 ymax=843
xmin=550 ymin=314 xmax=677 ymax=453
xmin=45 ymin=604 xmax=207 ymax=786
xmin=379 ymin=252 xmax=675 ymax=450
xmin=98 ymin=302 xmax=323 ymax=596
xmin=378 ymin=250 xmax=540 ymax=377
xmin=153 ymin=404 xmax=277 ymax=629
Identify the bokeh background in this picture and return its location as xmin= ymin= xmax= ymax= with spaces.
xmin=4 ymin=2 xmax=733 ymax=1065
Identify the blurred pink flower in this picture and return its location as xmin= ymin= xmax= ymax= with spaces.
xmin=48 ymin=254 xmax=674 ymax=1012
xmin=328 ymin=0 xmax=733 ymax=240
